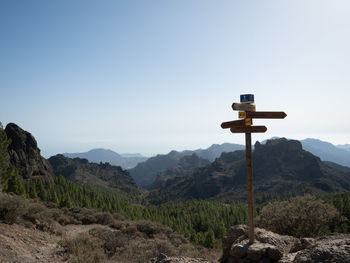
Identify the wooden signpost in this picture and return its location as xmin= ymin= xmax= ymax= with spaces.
xmin=221 ymin=94 xmax=286 ymax=244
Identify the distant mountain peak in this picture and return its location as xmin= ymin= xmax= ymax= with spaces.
xmin=63 ymin=148 xmax=147 ymax=169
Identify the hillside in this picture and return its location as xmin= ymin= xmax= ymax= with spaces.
xmin=148 ymin=138 xmax=350 ymax=203
xmin=48 ymin=154 xmax=139 ymax=194
xmin=63 ymin=148 xmax=147 ymax=169
xmin=0 ymin=193 xmax=215 ymax=263
xmin=2 ymin=123 xmax=140 ymax=198
xmin=151 ymin=154 xmax=210 ymax=189
xmin=129 ymin=143 xmax=244 ymax=187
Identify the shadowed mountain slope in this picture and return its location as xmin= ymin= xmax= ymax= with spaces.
xmin=151 ymin=153 xmax=210 ymax=189
xmin=129 ymin=143 xmax=244 ymax=187
xmin=48 ymin=154 xmax=139 ymax=194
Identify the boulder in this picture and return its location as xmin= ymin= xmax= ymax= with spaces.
xmin=293 ymin=234 xmax=350 ymax=263
xmin=222 ymin=225 xmax=296 ymax=263
xmin=5 ymin=123 xmax=54 ymax=180
xmin=221 ymin=225 xmax=350 ymax=263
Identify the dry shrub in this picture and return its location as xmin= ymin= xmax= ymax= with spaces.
xmin=109 ymin=219 xmax=124 ymax=230
xmin=95 ymin=212 xmax=114 ymax=225
xmin=60 ymin=233 xmax=106 ymax=263
xmin=24 ymin=202 xmax=56 ymax=232
xmin=0 ymin=193 xmax=28 ymax=224
xmin=135 ymin=220 xmax=168 ymax=238
xmin=256 ymin=194 xmax=340 ymax=237
xmin=88 ymin=222 xmax=209 ymax=262
xmin=113 ymin=213 xmax=125 ymax=221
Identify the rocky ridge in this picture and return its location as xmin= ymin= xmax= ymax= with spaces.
xmin=5 ymin=123 xmax=54 ymax=180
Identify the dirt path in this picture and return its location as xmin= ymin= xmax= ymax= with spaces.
xmin=0 ymin=223 xmax=107 ymax=263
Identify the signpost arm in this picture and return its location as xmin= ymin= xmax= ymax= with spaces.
xmin=245 ymin=132 xmax=255 ymax=243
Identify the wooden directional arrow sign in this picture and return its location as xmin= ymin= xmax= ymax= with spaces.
xmin=245 ymin=111 xmax=287 ymax=119
xmin=221 ymin=119 xmax=245 ymax=129
xmin=230 ymin=126 xmax=267 ymax=133
xmin=232 ymin=103 xmax=256 ymax=112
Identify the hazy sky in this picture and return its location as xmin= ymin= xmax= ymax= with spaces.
xmin=1 ymin=0 xmax=349 ymax=157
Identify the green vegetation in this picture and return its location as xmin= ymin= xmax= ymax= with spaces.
xmin=1 ymin=172 xmax=247 ymax=248
xmin=0 ymin=193 xmax=215 ymax=263
xmin=0 ymin=122 xmax=10 ymax=177
xmin=2 ymin=168 xmax=350 ymax=248
xmin=256 ymin=195 xmax=341 ymax=237
xmin=1 ymin=123 xmax=350 ymax=249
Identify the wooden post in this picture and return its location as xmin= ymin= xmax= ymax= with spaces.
xmin=221 ymin=95 xmax=286 ymax=244
xmin=245 ymin=132 xmax=255 ymax=243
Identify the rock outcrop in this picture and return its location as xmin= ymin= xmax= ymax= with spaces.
xmin=5 ymin=123 xmax=54 ymax=180
xmin=221 ymin=225 xmax=350 ymax=263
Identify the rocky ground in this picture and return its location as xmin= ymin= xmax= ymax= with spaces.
xmin=0 ymin=223 xmax=109 ymax=263
xmin=221 ymin=225 xmax=350 ymax=263
xmin=1 ymin=223 xmax=349 ymax=263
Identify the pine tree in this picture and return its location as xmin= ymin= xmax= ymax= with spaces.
xmin=0 ymin=122 xmax=11 ymax=192
xmin=28 ymin=181 xmax=38 ymax=199
xmin=204 ymin=228 xmax=215 ymax=248
xmin=6 ymin=167 xmax=25 ymax=195
xmin=37 ymin=180 xmax=48 ymax=201
xmin=0 ymin=122 xmax=10 ymax=175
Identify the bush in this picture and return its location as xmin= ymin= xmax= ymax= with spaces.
xmin=136 ymin=220 xmax=169 ymax=238
xmin=0 ymin=193 xmax=28 ymax=224
xmin=256 ymin=195 xmax=340 ymax=237
xmin=60 ymin=233 xmax=106 ymax=263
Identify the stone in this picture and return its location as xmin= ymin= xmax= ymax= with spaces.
xmin=230 ymin=244 xmax=248 ymax=258
xmin=290 ymin=237 xmax=315 ymax=253
xmin=221 ymin=225 xmax=350 ymax=263
xmin=277 ymin=252 xmax=297 ymax=263
xmin=293 ymin=234 xmax=350 ymax=263
xmin=254 ymin=227 xmax=297 ymax=254
xmin=222 ymin=225 xmax=248 ymax=262
xmin=267 ymin=246 xmax=283 ymax=260
xmin=246 ymin=243 xmax=271 ymax=261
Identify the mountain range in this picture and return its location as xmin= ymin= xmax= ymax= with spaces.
xmin=64 ymin=138 xmax=350 ymax=188
xmin=147 ymin=138 xmax=350 ymax=204
xmin=4 ymin=122 xmax=350 ymax=206
xmin=300 ymin=139 xmax=350 ymax=167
